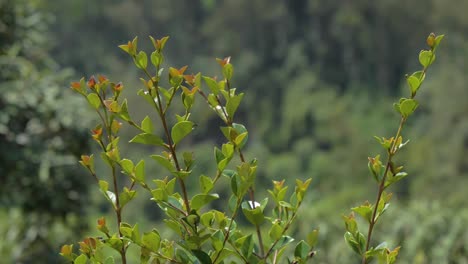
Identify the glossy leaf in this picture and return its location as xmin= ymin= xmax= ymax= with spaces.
xmin=130 ymin=133 xmax=165 ymax=146
xmin=203 ymin=76 xmax=219 ymax=95
xmin=406 ymin=75 xmax=420 ymax=95
xmin=171 ymin=121 xmax=194 ymax=145
xmin=150 ymin=51 xmax=163 ymax=66
xmin=120 ymin=187 xmax=136 ymax=208
xmin=199 ymin=175 xmax=214 ymax=194
xmin=269 ymin=223 xmax=283 ymax=241
xmin=294 ymin=240 xmax=311 ymax=259
xmin=226 ymin=93 xmax=244 ymax=119
xmin=120 ymin=159 xmax=134 ymax=174
xmin=307 ymin=229 xmax=319 ymax=248
xmin=352 ymin=203 xmax=373 ymax=223
xmin=399 ymin=99 xmax=418 ymax=118
xmin=141 ymin=116 xmax=154 ymax=133
xmin=272 ymin=236 xmax=295 ymax=250
xmin=87 ymin=93 xmax=101 ymax=109
xmin=191 ymin=250 xmax=212 ymax=264
xmin=142 ymin=230 xmax=161 ymax=252
xmin=418 ymin=50 xmax=435 ymax=68
xmin=135 ymin=51 xmax=148 ymax=69
xmin=190 ymin=193 xmax=219 ymax=211
xmin=151 ymin=155 xmax=175 ymax=172
xmin=135 ymin=160 xmax=145 ymax=183
xmin=74 ymin=254 xmax=88 ymax=264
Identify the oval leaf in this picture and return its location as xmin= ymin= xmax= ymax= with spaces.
xmin=171 ymin=121 xmax=194 ymax=145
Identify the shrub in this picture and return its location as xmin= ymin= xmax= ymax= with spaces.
xmin=61 ymin=33 xmax=443 ymax=264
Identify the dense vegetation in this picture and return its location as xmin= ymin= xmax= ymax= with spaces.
xmin=1 ymin=0 xmax=467 ymax=263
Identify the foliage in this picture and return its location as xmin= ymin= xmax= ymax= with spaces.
xmin=343 ymin=34 xmax=444 ymax=264
xmin=63 ymin=32 xmax=442 ymax=264
xmin=62 ymin=37 xmax=317 ymax=264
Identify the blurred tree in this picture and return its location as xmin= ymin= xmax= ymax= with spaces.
xmin=0 ymin=0 xmax=92 ymax=262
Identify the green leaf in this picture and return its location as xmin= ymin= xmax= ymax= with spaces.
xmin=211 ymin=230 xmax=224 ymax=251
xmin=141 ymin=116 xmax=154 ymax=133
xmin=269 ymin=223 xmax=283 ymax=241
xmin=418 ymin=50 xmax=435 ymax=68
xmin=222 ymin=63 xmax=233 ymax=80
xmin=171 ymin=121 xmax=194 ymax=145
xmin=406 ymin=75 xmax=421 ymax=95
xmin=151 ymin=155 xmax=175 ymax=172
xmin=74 ymin=254 xmax=88 ymax=264
xmin=135 ymin=51 xmax=148 ymax=69
xmin=433 ymin=35 xmax=444 ymax=50
xmin=191 ymin=250 xmax=212 ymax=264
xmin=120 ymin=222 xmax=133 ymax=238
xmin=226 ymin=93 xmax=243 ymax=119
xmin=294 ymin=240 xmax=311 ymax=259
xmin=150 ymin=51 xmax=164 ymax=66
xmin=190 ymin=194 xmax=219 ymax=211
xmin=235 ymin=235 xmax=254 ymax=259
xmin=214 ymin=147 xmax=224 ymax=165
xmin=199 ymin=175 xmax=214 ymax=194
xmin=118 ymin=99 xmax=131 ymax=121
xmin=142 ymin=230 xmax=161 ymax=252
xmin=385 ymin=172 xmax=408 ymax=189
xmin=306 ymin=229 xmax=319 ymax=248
xmin=120 ymin=187 xmax=137 ymax=208
xmin=241 ymin=201 xmax=265 ymax=225
xmin=119 ymin=159 xmax=134 ymax=174
xmin=130 ymin=133 xmax=165 ymax=146
xmin=135 ymin=160 xmax=145 ymax=183
xmin=99 ymin=180 xmax=108 ymax=192
xmin=203 ymin=76 xmax=219 ymax=95
xmin=344 ymin=231 xmax=361 ymax=255
xmin=87 ymin=93 xmax=101 ymax=109
xmin=411 ymin=71 xmax=426 ymax=83
xmin=272 ymin=236 xmax=295 ymax=250
xmin=352 ymin=203 xmax=373 ymax=223
xmin=104 ymin=257 xmax=115 ymax=264
xmin=222 ymin=169 xmax=237 ymax=178
xmin=106 ymin=235 xmax=123 ymax=251
xmin=399 ymin=99 xmax=419 ymax=118
xmin=234 ymin=132 xmax=248 ymax=149
xmin=137 ymin=89 xmax=157 ymax=107
xmin=213 ymin=248 xmax=233 ymax=263
xmin=232 ymin=123 xmax=248 ymax=148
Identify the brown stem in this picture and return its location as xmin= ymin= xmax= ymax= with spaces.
xmin=362 ymin=118 xmax=406 ymax=264
xmin=264 ymin=207 xmax=300 ymax=259
xmin=238 ymin=149 xmax=265 ymax=258
xmin=141 ymin=68 xmax=191 ymax=213
xmin=111 ymin=165 xmax=126 ymax=264
xmin=212 ymin=198 xmax=242 ymax=263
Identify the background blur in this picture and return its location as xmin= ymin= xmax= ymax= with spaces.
xmin=1 ymin=0 xmax=467 ymax=263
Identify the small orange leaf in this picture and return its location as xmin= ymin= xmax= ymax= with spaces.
xmin=87 ymin=76 xmax=96 ymax=88
xmin=216 ymin=56 xmax=231 ymax=67
xmin=112 ymin=82 xmax=123 ymax=92
xmin=97 ymin=217 xmax=106 ymax=228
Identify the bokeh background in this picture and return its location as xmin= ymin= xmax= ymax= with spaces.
xmin=1 ymin=0 xmax=468 ymax=263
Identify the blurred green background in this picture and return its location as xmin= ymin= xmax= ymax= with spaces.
xmin=1 ymin=0 xmax=467 ymax=263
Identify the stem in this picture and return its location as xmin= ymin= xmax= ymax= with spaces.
xmin=111 ymin=165 xmax=126 ymax=264
xmin=362 ymin=45 xmax=437 ymax=263
xmin=362 ymin=118 xmax=406 ymax=264
xmin=212 ymin=198 xmax=242 ymax=263
xmin=264 ymin=207 xmax=300 ymax=259
xmin=197 ymin=83 xmax=266 ymax=258
xmin=238 ymin=149 xmax=265 ymax=258
xmin=141 ymin=67 xmax=191 ymax=213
